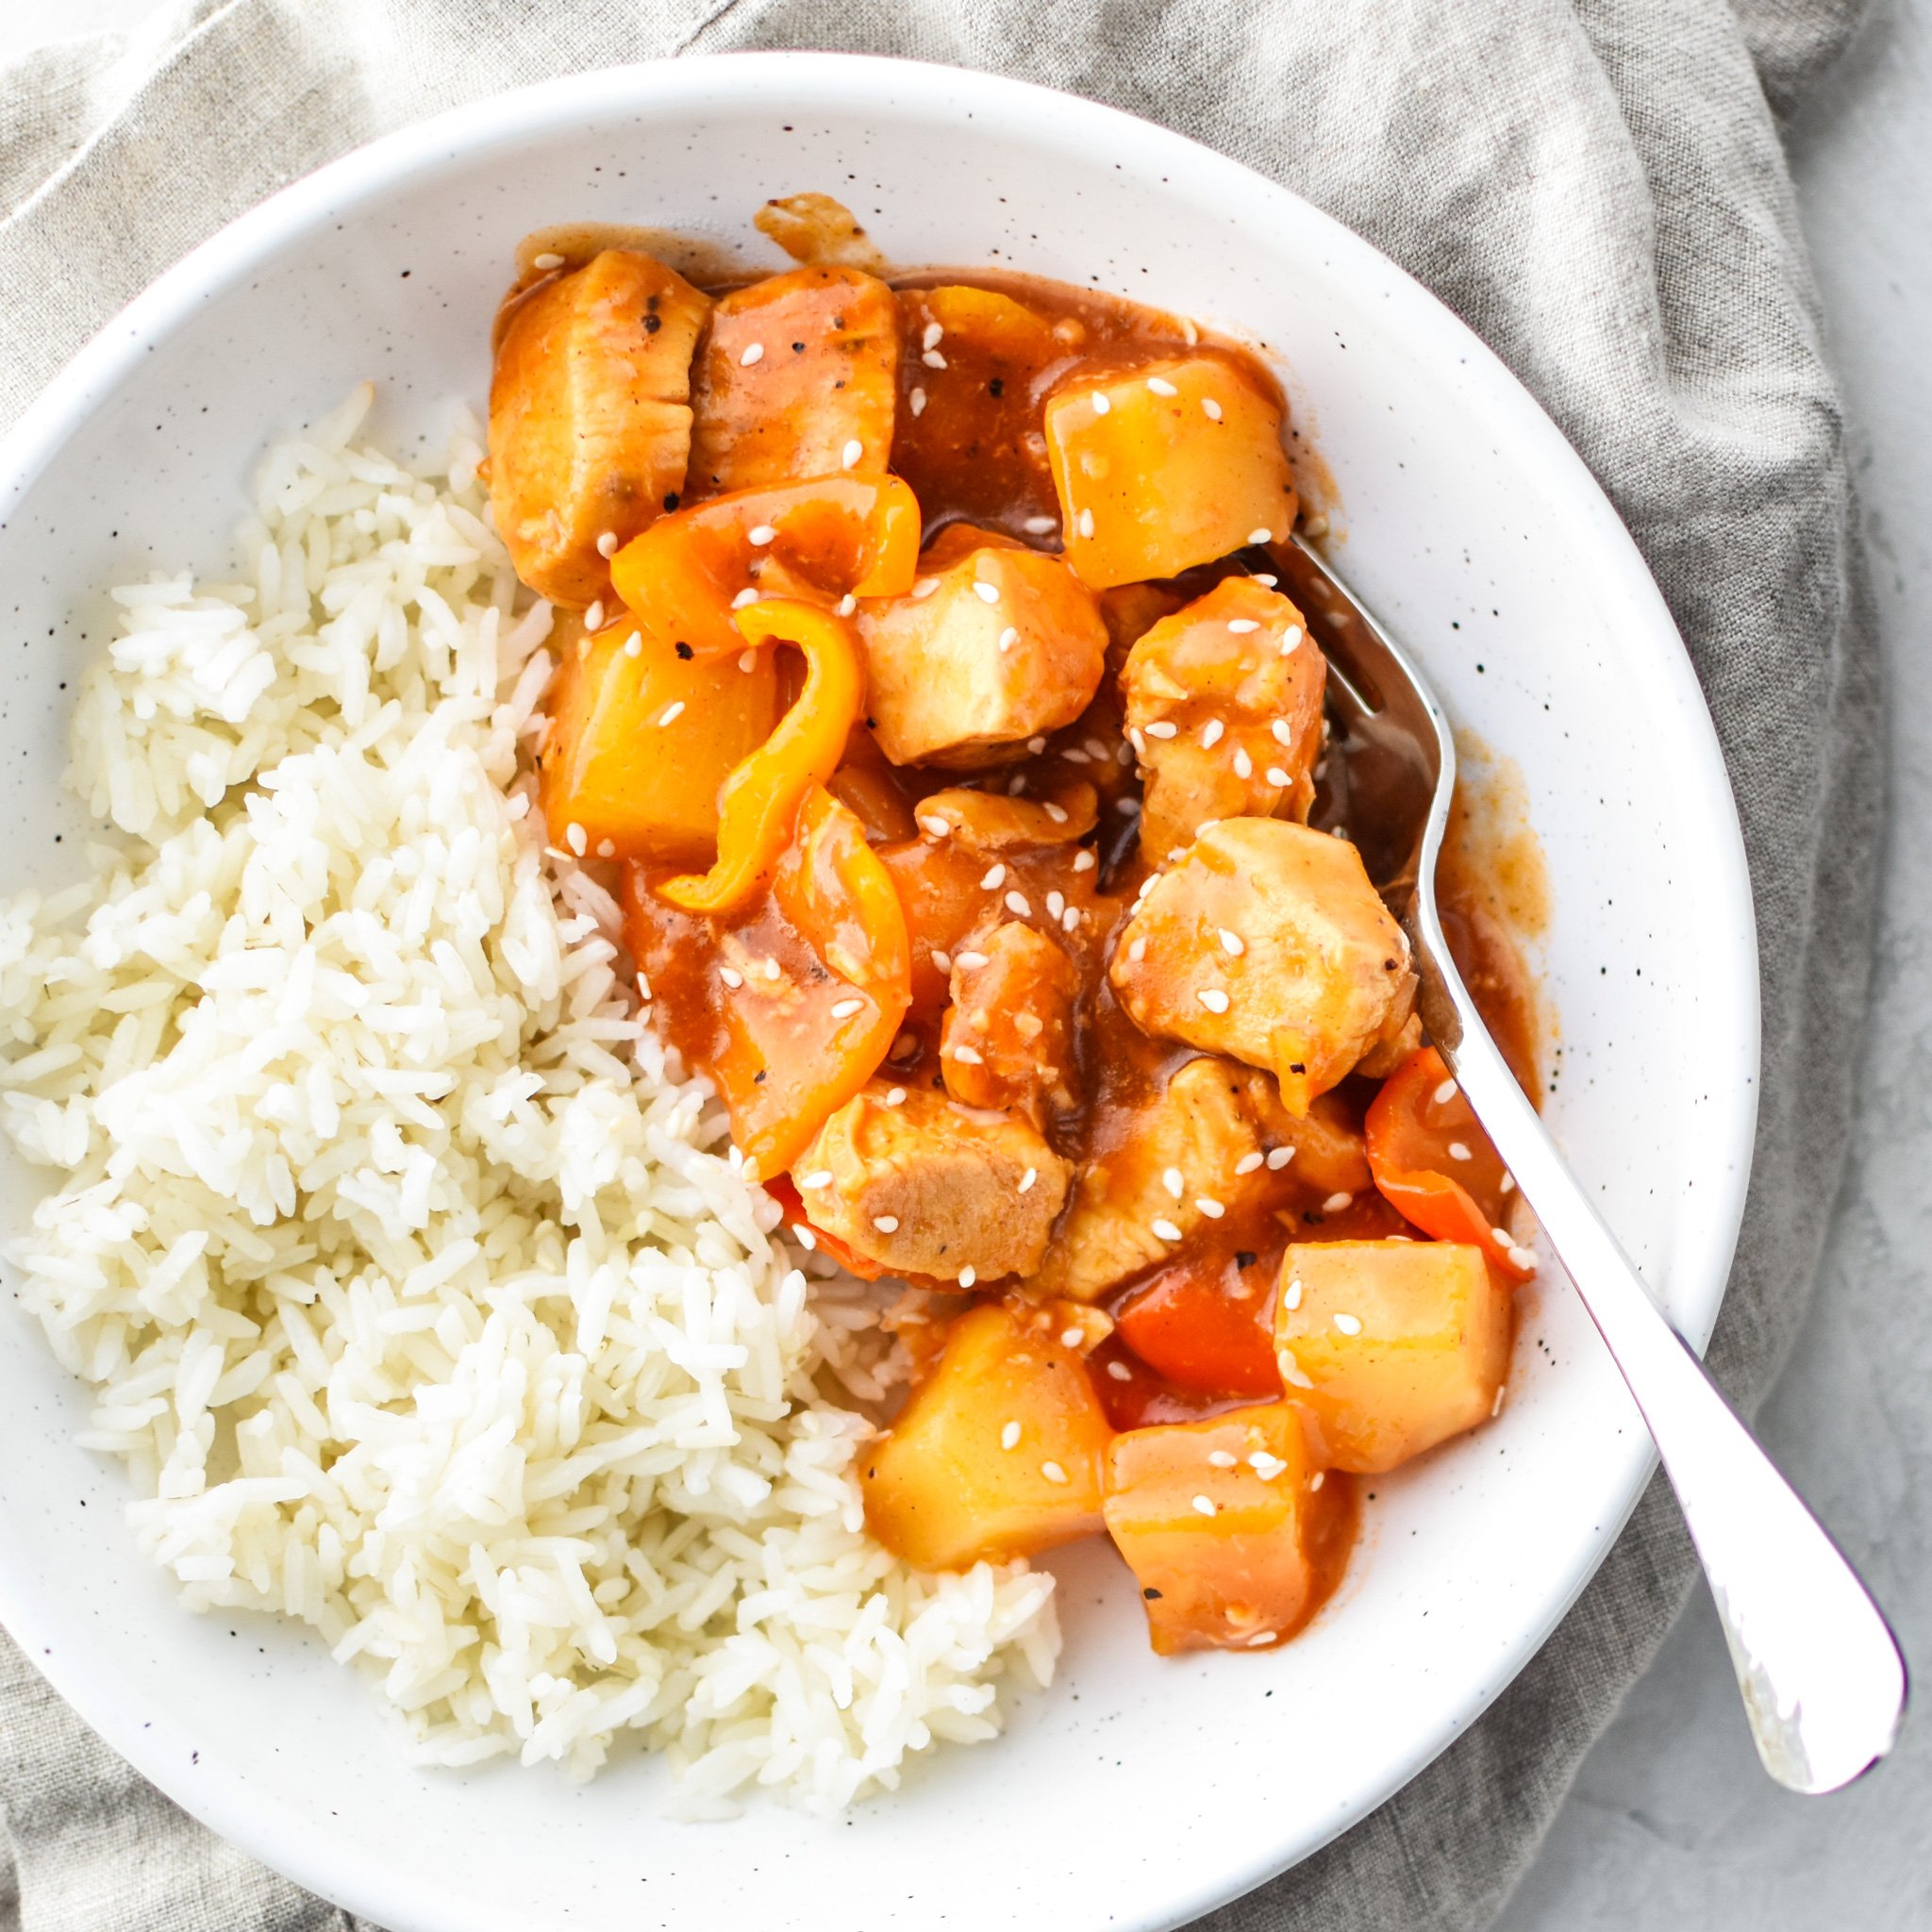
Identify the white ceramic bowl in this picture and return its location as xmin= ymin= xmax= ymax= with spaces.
xmin=0 ymin=52 xmax=1757 ymax=1932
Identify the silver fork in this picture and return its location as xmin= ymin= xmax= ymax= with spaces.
xmin=1274 ymin=534 xmax=1907 ymax=1795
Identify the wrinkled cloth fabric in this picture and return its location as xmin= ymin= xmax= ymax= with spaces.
xmin=0 ymin=2 xmax=1879 ymax=1928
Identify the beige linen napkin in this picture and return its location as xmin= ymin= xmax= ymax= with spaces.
xmin=0 ymin=2 xmax=1879 ymax=1928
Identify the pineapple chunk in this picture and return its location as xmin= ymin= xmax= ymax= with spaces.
xmin=857 ymin=546 xmax=1108 ymax=767
xmin=1109 ymin=819 xmax=1415 ymax=1114
xmin=490 ymin=250 xmax=709 ymax=606
xmin=539 ymin=618 xmax=780 ymax=865
xmin=1274 ymin=1241 xmax=1511 ymax=1474
xmin=1123 ymin=576 xmax=1326 ymax=861
xmin=862 ymin=1301 xmax=1114 ymax=1570
xmin=1104 ymin=1402 xmax=1343 ymax=1654
xmin=1045 ymin=354 xmax=1297 ymax=590
xmin=687 ymin=265 xmax=900 ymax=496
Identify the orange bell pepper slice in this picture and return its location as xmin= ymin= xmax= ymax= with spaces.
xmin=1363 ymin=1045 xmax=1533 ymax=1283
xmin=609 ymin=473 xmax=921 ymax=660
xmin=655 ymin=599 xmax=866 ymax=915
xmin=1114 ymin=1244 xmax=1284 ymax=1398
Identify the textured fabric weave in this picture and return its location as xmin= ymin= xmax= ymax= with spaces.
xmin=0 ymin=2 xmax=1878 ymax=1927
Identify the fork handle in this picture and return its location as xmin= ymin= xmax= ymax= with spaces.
xmin=1437 ymin=1009 xmax=1907 ymax=1793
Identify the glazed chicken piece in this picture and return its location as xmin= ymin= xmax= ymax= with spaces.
xmin=793 ymin=1081 xmax=1072 ymax=1283
xmin=1123 ymin=577 xmax=1326 ymax=863
xmin=941 ymin=922 xmax=1081 ymax=1127
xmin=687 ymin=265 xmax=900 ymax=496
xmin=1030 ymin=1057 xmax=1264 ymax=1303
xmin=1110 ymin=819 xmax=1415 ymax=1115
xmin=490 ymin=250 xmax=710 ymax=606
xmin=857 ymin=545 xmax=1108 ymax=767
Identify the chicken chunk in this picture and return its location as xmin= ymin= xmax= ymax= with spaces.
xmin=687 ymin=266 xmax=899 ymax=497
xmin=1110 ymin=820 xmax=1414 ymax=1114
xmin=913 ymin=782 xmax=1097 ymax=851
xmin=941 ymin=922 xmax=1081 ymax=1125
xmin=489 ymin=250 xmax=710 ymax=606
xmin=1123 ymin=577 xmax=1326 ymax=861
xmin=1030 ymin=1057 xmax=1262 ymax=1303
xmin=793 ymin=1081 xmax=1072 ymax=1283
xmin=1045 ymin=353 xmax=1297 ymax=589
xmin=858 ymin=546 xmax=1108 ymax=767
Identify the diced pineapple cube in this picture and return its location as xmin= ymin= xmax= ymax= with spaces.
xmin=1274 ymin=1241 xmax=1511 ymax=1474
xmin=857 ymin=546 xmax=1107 ymax=767
xmin=540 ymin=618 xmax=780 ymax=865
xmin=1104 ymin=1402 xmax=1344 ymax=1654
xmin=1109 ymin=819 xmax=1415 ymax=1114
xmin=1045 ymin=354 xmax=1297 ymax=590
xmin=862 ymin=1302 xmax=1114 ymax=1570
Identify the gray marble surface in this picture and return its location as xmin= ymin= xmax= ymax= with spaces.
xmin=0 ymin=2 xmax=1925 ymax=1924
xmin=1500 ymin=1 xmax=1932 ymax=1923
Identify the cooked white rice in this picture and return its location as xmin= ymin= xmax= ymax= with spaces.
xmin=0 ymin=385 xmax=1057 ymax=1814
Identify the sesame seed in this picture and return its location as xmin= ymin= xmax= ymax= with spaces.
xmin=731 ymin=587 xmax=761 ymax=608
xmin=1235 ymin=1151 xmax=1264 ymax=1175
xmin=1324 ymin=1191 xmax=1353 ymax=1212
xmin=1434 ymin=1077 xmax=1457 ymax=1105
xmin=922 ymin=320 xmax=944 ymax=350
xmin=584 ymin=599 xmax=606 ymax=631
xmin=1267 ymin=766 xmax=1292 ymax=788
xmin=1310 ymin=1471 xmax=1326 ymax=1491
xmin=980 ymin=863 xmax=1006 ymax=890
xmin=1492 ymin=1383 xmax=1507 ymax=1417
xmin=959 ymin=1265 xmax=977 ymax=1288
xmin=658 ymin=700 xmax=686 ymax=727
xmin=1005 ymin=891 xmax=1032 ymax=917
xmin=1202 ymin=397 xmax=1224 ymax=422
xmin=720 ymin=966 xmax=744 ymax=989
xmin=1019 ymin=1167 xmax=1038 ymax=1193
xmin=1218 ymin=927 xmax=1245 ymax=956
xmin=1000 ymin=1420 xmax=1020 ymax=1449
xmin=1091 ymin=392 xmax=1111 ymax=415
xmin=1074 ymin=851 xmax=1096 ymax=873
xmin=912 ymin=576 xmax=941 ymax=599
xmin=1027 ymin=736 xmax=1047 ymax=754
xmin=624 ymin=632 xmax=643 ymax=658
xmin=1084 ymin=737 xmax=1110 ymax=760
xmin=1146 ymin=375 xmax=1178 ymax=396
xmin=886 ymin=1087 xmax=908 ymax=1107
xmin=1282 ymin=622 xmax=1302 ymax=645
xmin=931 ymin=950 xmax=953 ymax=975
xmin=923 ymin=348 xmax=947 ymax=369
xmin=597 ymin=839 xmax=616 ymax=858
xmin=1247 ymin=525 xmax=1274 ymax=544
xmin=1144 ymin=720 xmax=1178 ymax=740
xmin=1162 ymin=1166 xmax=1184 ymax=1199
xmin=1128 ymin=726 xmax=1147 ymax=755
xmin=741 ymin=342 xmax=765 ymax=366
xmin=829 ymin=997 xmax=864 ymax=1020
xmin=919 ymin=814 xmax=952 ymax=838
xmin=1270 ymin=719 xmax=1295 ymax=747
xmin=531 ymin=251 xmax=566 ymax=270
xmin=1041 ymin=1460 xmax=1070 ymax=1485
xmin=747 ymin=524 xmax=776 ymax=547
xmin=1249 ymin=1451 xmax=1288 ymax=1480
xmin=950 ymin=1044 xmax=983 ymax=1065
xmin=891 ymin=1031 xmax=918 ymax=1058
xmin=841 ymin=439 xmax=864 ymax=470
xmin=1227 ymin=618 xmax=1259 ymax=635
xmin=1447 ymin=1141 xmax=1472 ymax=1161
xmin=1191 ymin=1494 xmax=1217 ymax=1517
xmin=1253 ymin=574 xmax=1279 ymax=588
xmin=955 ymin=950 xmax=990 ymax=970
xmin=1491 ymin=1225 xmax=1514 ymax=1246
xmin=998 ymin=625 xmax=1019 ymax=652
xmin=974 ymin=580 xmax=1001 ymax=605
xmin=1500 ymin=1173 xmax=1516 ymax=1194
xmin=1197 ymin=988 xmax=1231 ymax=1014
xmin=1152 ymin=1218 xmax=1184 ymax=1242
xmin=741 ymin=1158 xmax=760 ymax=1183
xmin=1333 ymin=1311 xmax=1362 ymax=1335
xmin=1060 ymin=1327 xmax=1084 ymax=1349
xmin=1276 ymin=1350 xmax=1313 ymax=1389
xmin=737 ymin=648 xmax=757 ymax=671
xmin=1046 ymin=890 xmax=1066 ymax=920
xmin=1331 ymin=825 xmax=1350 ymax=841
xmin=1107 ymin=1359 xmax=1134 ymax=1382
xmin=762 ymin=957 xmax=782 ymax=981
xmin=1283 ymin=1278 xmax=1303 ymax=1308
xmin=1061 ymin=906 xmax=1079 ymax=932
xmin=793 ymin=1224 xmax=817 ymax=1251
xmin=800 ymin=1171 xmax=833 ymax=1190
xmin=1181 ymin=317 xmax=1199 ymax=344
xmin=910 ymin=387 xmax=927 ymax=416
xmin=1024 ymin=515 xmax=1058 ymax=535
xmin=1232 ymin=747 xmax=1254 ymax=779
xmin=564 ymin=822 xmax=588 ymax=856
xmin=1043 ymin=802 xmax=1068 ymax=824
xmin=595 ymin=531 xmax=619 ymax=558
xmin=1191 ymin=1197 xmax=1224 ymax=1221
xmin=1508 ymin=1245 xmax=1539 ymax=1272
xmin=1126 ymin=936 xmax=1147 ymax=963
xmin=1208 ymin=1449 xmax=1238 ymax=1468
xmin=1077 ymin=508 xmax=1095 ymax=540
xmin=873 ymin=1214 xmax=900 ymax=1233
